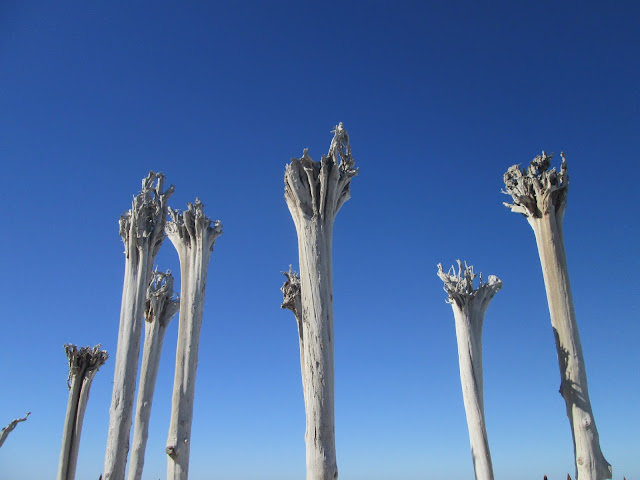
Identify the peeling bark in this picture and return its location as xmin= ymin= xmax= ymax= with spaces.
xmin=165 ymin=200 xmax=222 ymax=480
xmin=503 ymin=153 xmax=611 ymax=480
xmin=284 ymin=123 xmax=357 ymax=480
xmin=0 ymin=412 xmax=30 ymax=448
xmin=104 ymin=172 xmax=173 ymax=480
xmin=437 ymin=261 xmax=501 ymax=480
xmin=58 ymin=344 xmax=108 ymax=480
xmin=128 ymin=270 xmax=179 ymax=480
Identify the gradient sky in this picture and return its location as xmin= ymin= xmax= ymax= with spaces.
xmin=1 ymin=1 xmax=638 ymax=479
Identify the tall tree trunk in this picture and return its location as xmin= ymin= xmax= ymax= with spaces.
xmin=283 ymin=123 xmax=357 ymax=480
xmin=437 ymin=261 xmax=501 ymax=480
xmin=104 ymin=173 xmax=173 ymax=480
xmin=128 ymin=270 xmax=179 ymax=480
xmin=165 ymin=200 xmax=222 ymax=480
xmin=0 ymin=412 xmax=30 ymax=449
xmin=503 ymin=153 xmax=611 ymax=480
xmin=58 ymin=344 xmax=108 ymax=480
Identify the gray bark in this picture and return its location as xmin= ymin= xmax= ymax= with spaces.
xmin=165 ymin=199 xmax=222 ymax=480
xmin=104 ymin=172 xmax=173 ymax=480
xmin=503 ymin=153 xmax=611 ymax=480
xmin=437 ymin=261 xmax=501 ymax=480
xmin=283 ymin=123 xmax=357 ymax=480
xmin=0 ymin=412 xmax=30 ymax=449
xmin=128 ymin=270 xmax=179 ymax=480
xmin=58 ymin=344 xmax=108 ymax=480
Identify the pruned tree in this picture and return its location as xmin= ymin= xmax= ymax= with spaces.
xmin=283 ymin=123 xmax=357 ymax=480
xmin=503 ymin=153 xmax=611 ymax=480
xmin=0 ymin=412 xmax=30 ymax=449
xmin=165 ymin=199 xmax=222 ymax=480
xmin=58 ymin=344 xmax=108 ymax=480
xmin=128 ymin=270 xmax=180 ymax=480
xmin=437 ymin=261 xmax=501 ymax=480
xmin=104 ymin=172 xmax=174 ymax=480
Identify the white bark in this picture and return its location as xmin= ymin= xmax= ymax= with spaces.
xmin=165 ymin=199 xmax=222 ymax=480
xmin=284 ymin=123 xmax=357 ymax=480
xmin=504 ymin=153 xmax=611 ymax=480
xmin=281 ymin=266 xmax=305 ymax=386
xmin=437 ymin=261 xmax=501 ymax=480
xmin=128 ymin=270 xmax=179 ymax=480
xmin=104 ymin=172 xmax=173 ymax=480
xmin=0 ymin=412 xmax=30 ymax=449
xmin=58 ymin=344 xmax=108 ymax=480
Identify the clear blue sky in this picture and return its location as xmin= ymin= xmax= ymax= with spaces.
xmin=1 ymin=1 xmax=638 ymax=479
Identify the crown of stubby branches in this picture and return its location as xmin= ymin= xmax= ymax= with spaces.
xmin=64 ymin=344 xmax=109 ymax=388
xmin=437 ymin=260 xmax=502 ymax=310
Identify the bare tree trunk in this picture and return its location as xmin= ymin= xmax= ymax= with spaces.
xmin=437 ymin=261 xmax=501 ymax=480
xmin=128 ymin=270 xmax=179 ymax=480
xmin=0 ymin=412 xmax=30 ymax=448
xmin=283 ymin=123 xmax=357 ymax=480
xmin=58 ymin=344 xmax=108 ymax=480
xmin=503 ymin=153 xmax=611 ymax=480
xmin=165 ymin=200 xmax=222 ymax=480
xmin=104 ymin=172 xmax=173 ymax=480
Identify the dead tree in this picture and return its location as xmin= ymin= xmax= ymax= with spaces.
xmin=437 ymin=261 xmax=501 ymax=480
xmin=0 ymin=412 xmax=30 ymax=448
xmin=283 ymin=123 xmax=357 ymax=480
xmin=165 ymin=200 xmax=222 ymax=480
xmin=104 ymin=172 xmax=174 ymax=480
xmin=503 ymin=153 xmax=611 ymax=480
xmin=58 ymin=344 xmax=108 ymax=480
xmin=281 ymin=266 xmax=304 ymax=384
xmin=128 ymin=270 xmax=180 ymax=480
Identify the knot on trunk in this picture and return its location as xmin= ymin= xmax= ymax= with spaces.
xmin=281 ymin=266 xmax=302 ymax=318
xmin=64 ymin=344 xmax=109 ymax=389
xmin=502 ymin=151 xmax=568 ymax=218
xmin=437 ymin=260 xmax=502 ymax=311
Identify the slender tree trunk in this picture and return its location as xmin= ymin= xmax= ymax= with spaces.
xmin=104 ymin=172 xmax=173 ymax=480
xmin=437 ymin=261 xmax=501 ymax=480
xmin=0 ymin=412 xmax=30 ymax=449
xmin=503 ymin=153 xmax=611 ymax=480
xmin=128 ymin=270 xmax=180 ymax=480
xmin=165 ymin=200 xmax=222 ymax=480
xmin=58 ymin=344 xmax=108 ymax=480
xmin=284 ymin=123 xmax=357 ymax=480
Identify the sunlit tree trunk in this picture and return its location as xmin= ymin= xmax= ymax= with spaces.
xmin=284 ymin=123 xmax=357 ymax=480
xmin=165 ymin=200 xmax=222 ymax=480
xmin=128 ymin=270 xmax=179 ymax=480
xmin=437 ymin=261 xmax=501 ymax=480
xmin=58 ymin=344 xmax=108 ymax=480
xmin=104 ymin=172 xmax=174 ymax=480
xmin=503 ymin=153 xmax=611 ymax=480
xmin=0 ymin=412 xmax=30 ymax=449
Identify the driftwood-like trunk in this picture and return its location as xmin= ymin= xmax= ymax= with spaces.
xmin=0 ymin=412 xmax=30 ymax=449
xmin=437 ymin=261 xmax=501 ymax=480
xmin=165 ymin=200 xmax=222 ymax=480
xmin=503 ymin=153 xmax=611 ymax=480
xmin=284 ymin=123 xmax=357 ymax=480
xmin=58 ymin=344 xmax=108 ymax=480
xmin=104 ymin=172 xmax=173 ymax=480
xmin=281 ymin=266 xmax=304 ymax=384
xmin=128 ymin=270 xmax=179 ymax=480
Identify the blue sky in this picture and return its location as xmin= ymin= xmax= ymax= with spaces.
xmin=1 ymin=1 xmax=638 ymax=479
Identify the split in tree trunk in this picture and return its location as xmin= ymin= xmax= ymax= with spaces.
xmin=283 ymin=123 xmax=357 ymax=480
xmin=0 ymin=412 xmax=30 ymax=448
xmin=58 ymin=344 xmax=108 ymax=480
xmin=437 ymin=260 xmax=501 ymax=480
xmin=503 ymin=152 xmax=611 ymax=480
xmin=165 ymin=199 xmax=222 ymax=480
xmin=128 ymin=270 xmax=180 ymax=480
xmin=104 ymin=172 xmax=173 ymax=480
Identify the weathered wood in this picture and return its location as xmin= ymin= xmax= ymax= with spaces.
xmin=0 ymin=412 xmax=30 ymax=449
xmin=283 ymin=123 xmax=357 ymax=480
xmin=165 ymin=200 xmax=222 ymax=480
xmin=104 ymin=172 xmax=173 ymax=480
xmin=58 ymin=344 xmax=108 ymax=480
xmin=438 ymin=261 xmax=501 ymax=480
xmin=281 ymin=266 xmax=305 ymax=386
xmin=503 ymin=153 xmax=611 ymax=480
xmin=128 ymin=270 xmax=179 ymax=480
